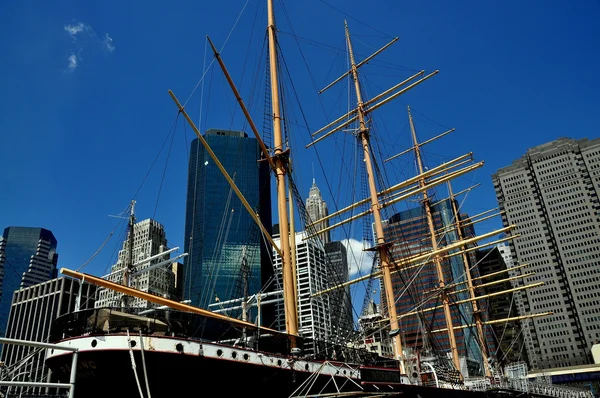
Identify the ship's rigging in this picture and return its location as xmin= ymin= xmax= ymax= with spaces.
xmin=58 ymin=0 xmax=555 ymax=389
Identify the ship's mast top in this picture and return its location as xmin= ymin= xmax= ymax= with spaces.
xmin=344 ymin=20 xmax=406 ymax=375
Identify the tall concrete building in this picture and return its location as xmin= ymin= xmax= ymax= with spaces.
xmin=272 ymin=231 xmax=353 ymax=354
xmin=0 ymin=277 xmax=96 ymax=395
xmin=492 ymin=137 xmax=600 ymax=369
xmin=95 ymin=218 xmax=177 ymax=309
xmin=183 ymin=128 xmax=272 ymax=320
xmin=306 ymin=179 xmax=331 ymax=243
xmin=0 ymin=227 xmax=58 ymax=337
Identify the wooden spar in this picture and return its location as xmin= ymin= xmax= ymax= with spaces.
xmin=267 ymin=0 xmax=298 ymax=341
xmin=433 ymin=184 xmax=482 ymax=215
xmin=447 ymin=179 xmax=490 ymax=376
xmin=399 ymin=282 xmax=546 ymax=318
xmin=376 ymin=310 xmax=552 ymax=328
xmin=384 ymin=128 xmax=455 ymax=163
xmin=457 ymin=212 xmax=501 ymax=229
xmin=307 ymin=70 xmax=438 ymax=148
xmin=305 ymin=159 xmax=483 ymax=240
xmin=312 ymin=224 xmax=516 ymax=296
xmin=441 ymin=263 xmax=530 ymax=292
xmin=168 ymin=90 xmax=282 ymax=259
xmin=433 ymin=209 xmax=498 ymax=236
xmin=429 ymin=311 xmax=554 ymax=333
xmin=451 ymin=272 xmax=536 ymax=296
xmin=311 ymin=70 xmax=423 ymax=139
xmin=407 ymin=106 xmax=461 ymax=374
xmin=473 ymin=263 xmax=530 ymax=281
xmin=205 ymin=36 xmax=275 ymax=171
xmin=444 ymin=235 xmax=518 ymax=260
xmin=60 ymin=268 xmax=285 ymax=334
xmin=288 ymin=159 xmax=299 ymax=311
xmin=306 ymin=152 xmax=474 ymax=229
xmin=344 ymin=20 xmax=406 ymax=375
xmin=319 ymin=37 xmax=400 ymax=94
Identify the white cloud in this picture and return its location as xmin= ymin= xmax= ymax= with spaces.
xmin=342 ymin=238 xmax=376 ymax=278
xmin=62 ymin=21 xmax=114 ymax=72
xmin=64 ymin=22 xmax=90 ymax=40
xmin=102 ymin=34 xmax=115 ymax=53
xmin=67 ymin=53 xmax=78 ymax=71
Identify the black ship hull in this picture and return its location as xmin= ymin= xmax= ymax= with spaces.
xmin=45 ymin=333 xmax=499 ymax=398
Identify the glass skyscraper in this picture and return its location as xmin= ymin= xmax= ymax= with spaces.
xmin=183 ymin=129 xmax=272 ymax=321
xmin=0 ymin=227 xmax=59 ymax=336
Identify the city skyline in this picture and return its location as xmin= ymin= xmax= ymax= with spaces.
xmin=1 ymin=2 xmax=600 ymax=395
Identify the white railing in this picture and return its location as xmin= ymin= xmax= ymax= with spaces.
xmin=0 ymin=338 xmax=79 ymax=398
xmin=466 ymin=376 xmax=594 ymax=398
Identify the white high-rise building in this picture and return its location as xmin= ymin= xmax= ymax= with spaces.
xmin=493 ymin=137 xmax=600 ymax=369
xmin=95 ymin=218 xmax=177 ymax=309
xmin=272 ymin=232 xmax=329 ymax=344
xmin=272 ymin=231 xmax=353 ymax=354
xmin=306 ymin=179 xmax=331 ymax=244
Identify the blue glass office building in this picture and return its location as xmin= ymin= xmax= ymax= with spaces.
xmin=0 ymin=227 xmax=59 ymax=336
xmin=183 ymin=129 xmax=272 ymax=320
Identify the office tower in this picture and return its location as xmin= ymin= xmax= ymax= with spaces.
xmin=272 ymin=231 xmax=349 ymax=354
xmin=381 ymin=199 xmax=482 ymax=367
xmin=95 ymin=218 xmax=177 ymax=309
xmin=324 ymin=241 xmax=354 ymax=338
xmin=306 ymin=179 xmax=331 ymax=243
xmin=0 ymin=277 xmax=96 ymax=396
xmin=475 ymin=247 xmax=528 ymax=366
xmin=493 ymin=137 xmax=600 ymax=369
xmin=183 ymin=129 xmax=272 ymax=318
xmin=0 ymin=227 xmax=58 ymax=337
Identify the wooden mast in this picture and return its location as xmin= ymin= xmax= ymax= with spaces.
xmin=121 ymin=200 xmax=136 ymax=309
xmin=267 ymin=0 xmax=298 ymax=341
xmin=446 ymin=180 xmax=492 ymax=376
xmin=407 ymin=106 xmax=461 ymax=374
xmin=345 ymin=21 xmax=406 ymax=374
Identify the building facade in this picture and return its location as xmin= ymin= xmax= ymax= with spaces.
xmin=272 ymin=231 xmax=352 ymax=354
xmin=324 ymin=241 xmax=354 ymax=340
xmin=0 ymin=227 xmax=58 ymax=337
xmin=475 ymin=246 xmax=528 ymax=367
xmin=306 ymin=179 xmax=331 ymax=244
xmin=183 ymin=128 xmax=272 ymax=319
xmin=382 ymin=200 xmax=483 ymax=365
xmin=0 ymin=277 xmax=96 ymax=396
xmin=492 ymin=137 xmax=600 ymax=369
xmin=95 ymin=218 xmax=177 ymax=309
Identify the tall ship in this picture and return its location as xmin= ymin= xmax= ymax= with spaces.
xmin=27 ymin=1 xmax=595 ymax=398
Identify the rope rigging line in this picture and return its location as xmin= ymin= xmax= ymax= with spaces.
xmin=317 ymin=0 xmax=396 ymax=39
xmin=131 ymin=113 xmax=181 ymax=203
xmin=126 ymin=329 xmax=146 ymax=398
xmin=182 ymin=0 xmax=251 ymax=108
xmin=153 ymin=114 xmax=178 ymax=219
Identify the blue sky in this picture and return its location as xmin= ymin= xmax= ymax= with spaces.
xmin=1 ymin=0 xmax=599 ymax=289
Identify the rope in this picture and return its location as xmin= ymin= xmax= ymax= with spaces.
xmin=182 ymin=0 xmax=251 ymax=107
xmin=139 ymin=330 xmax=152 ymax=398
xmin=126 ymin=330 xmax=146 ymax=398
